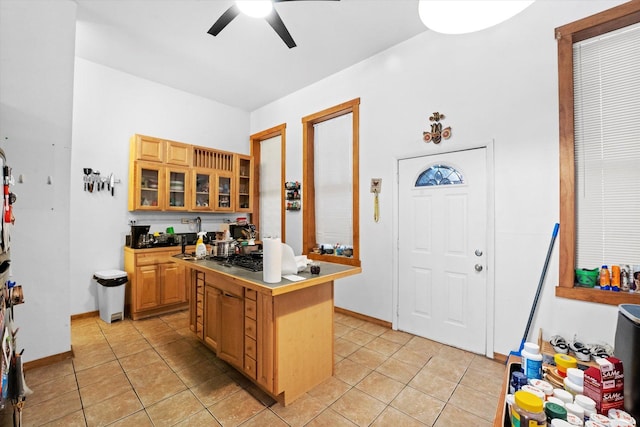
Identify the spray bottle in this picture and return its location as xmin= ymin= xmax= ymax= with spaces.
xmin=195 ymin=231 xmax=207 ymax=259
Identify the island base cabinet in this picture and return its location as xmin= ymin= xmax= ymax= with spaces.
xmin=218 ymin=291 xmax=244 ymax=368
xmin=204 ymin=286 xmax=220 ymax=351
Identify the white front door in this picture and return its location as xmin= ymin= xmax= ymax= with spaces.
xmin=398 ymin=148 xmax=487 ymax=354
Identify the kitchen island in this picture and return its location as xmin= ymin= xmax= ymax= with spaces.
xmin=172 ymin=255 xmax=361 ymax=406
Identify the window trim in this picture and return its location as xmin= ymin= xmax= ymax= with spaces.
xmin=556 ymin=1 xmax=640 ymax=305
xmin=302 ymin=98 xmax=361 ymax=267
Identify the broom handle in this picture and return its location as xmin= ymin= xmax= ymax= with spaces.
xmin=519 ymin=223 xmax=560 ymax=352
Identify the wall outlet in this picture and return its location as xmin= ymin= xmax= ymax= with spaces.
xmin=370 ymin=178 xmax=382 ymax=193
xmin=181 ymin=218 xmax=191 ymax=224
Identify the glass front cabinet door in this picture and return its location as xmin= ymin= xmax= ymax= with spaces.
xmin=166 ymin=167 xmax=190 ymax=211
xmin=214 ymin=172 xmax=234 ymax=212
xmin=134 ymin=162 xmax=164 ymax=210
xmin=192 ymin=169 xmax=215 ymax=211
xmin=235 ymin=155 xmax=252 ymax=212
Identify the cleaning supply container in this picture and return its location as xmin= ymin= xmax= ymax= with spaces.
xmin=94 ymin=270 xmax=127 ymax=323
xmin=615 ymin=303 xmax=640 ymax=420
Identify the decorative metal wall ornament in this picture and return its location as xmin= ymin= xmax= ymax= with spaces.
xmin=423 ymin=112 xmax=452 ymax=144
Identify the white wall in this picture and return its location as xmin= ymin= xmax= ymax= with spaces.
xmin=0 ymin=0 xmax=76 ymax=362
xmin=250 ymin=1 xmax=628 ymax=356
xmin=70 ymin=58 xmax=250 ymax=316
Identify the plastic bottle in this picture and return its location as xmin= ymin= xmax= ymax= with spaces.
xmin=512 ymin=390 xmax=547 ymax=427
xmin=600 ymin=265 xmax=610 ymax=290
xmin=195 ymin=231 xmax=207 ymax=258
xmin=522 ymin=342 xmax=543 ymax=380
xmin=611 ymin=265 xmax=620 ymax=291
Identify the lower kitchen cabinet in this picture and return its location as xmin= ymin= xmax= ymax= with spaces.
xmin=203 ymin=285 xmax=220 ymax=350
xmin=124 ymin=247 xmax=189 ymax=320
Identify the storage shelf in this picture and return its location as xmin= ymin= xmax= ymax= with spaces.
xmin=555 ymin=285 xmax=640 ymax=306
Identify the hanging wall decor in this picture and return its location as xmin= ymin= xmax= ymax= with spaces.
xmin=423 ymin=112 xmax=452 ymax=144
xmin=285 ymin=181 xmax=301 ymax=211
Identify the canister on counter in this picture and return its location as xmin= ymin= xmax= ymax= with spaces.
xmin=512 ymin=390 xmax=547 ymax=427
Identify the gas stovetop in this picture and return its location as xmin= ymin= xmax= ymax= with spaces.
xmin=214 ymin=254 xmax=263 ymax=272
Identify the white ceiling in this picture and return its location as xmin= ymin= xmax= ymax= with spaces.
xmin=74 ymin=0 xmax=428 ymax=111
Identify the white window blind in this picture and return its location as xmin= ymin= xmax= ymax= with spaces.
xmin=314 ymin=114 xmax=353 ymax=246
xmin=574 ymin=22 xmax=640 ymax=268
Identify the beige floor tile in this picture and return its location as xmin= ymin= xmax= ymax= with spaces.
xmin=25 ymin=358 xmax=75 ymax=387
xmin=335 ymin=315 xmax=366 ymax=329
xmin=42 ymin=408 xmax=87 ymax=427
xmin=175 ymin=357 xmax=225 ymax=388
xmin=371 ymin=406 xmax=427 ymax=426
xmin=108 ymin=409 xmax=154 ymax=426
xmin=208 ymin=388 xmax=266 ymax=426
xmin=447 ymin=383 xmax=500 ymax=422
xmin=241 ymin=409 xmax=289 ymax=426
xmin=342 ymin=328 xmax=376 ymax=346
xmin=348 ymin=347 xmax=389 ymax=370
xmin=271 ymin=393 xmax=327 ymax=427
xmin=334 ymin=358 xmax=372 ymax=386
xmin=391 ymin=346 xmax=433 ymax=368
xmin=146 ymin=389 xmax=205 ymax=426
xmin=83 ymin=389 xmax=143 ymax=427
xmin=330 ymin=388 xmax=386 ymax=427
xmin=390 ymin=386 xmax=445 ymax=426
xmin=307 ymin=376 xmax=352 ymax=406
xmin=357 ymin=322 xmax=389 ymax=337
xmin=160 ymin=341 xmax=209 ymax=371
xmin=109 ymin=336 xmax=152 ymax=359
xmin=72 ymin=347 xmax=116 ymax=372
xmin=119 ymin=348 xmax=163 ymax=372
xmin=23 ymin=389 xmax=82 ymax=426
xmin=172 ymin=409 xmax=222 ymax=426
xmin=375 ymin=357 xmax=421 ymax=384
xmin=305 ymin=408 xmax=358 ymax=426
xmin=422 ymin=354 xmax=469 ymax=383
xmin=409 ymin=367 xmax=458 ymax=402
xmin=434 ymin=403 xmax=492 ymax=427
xmin=335 ymin=337 xmax=361 ymax=358
xmin=79 ymin=369 xmax=132 ymax=408
xmin=364 ymin=336 xmax=403 ymax=357
xmin=355 ymin=371 xmax=405 ymax=404
xmin=334 ymin=322 xmax=354 ymax=338
xmin=143 ymin=329 xmax=185 ymax=347
xmin=404 ymin=335 xmax=444 ymax=355
xmin=132 ymin=369 xmax=187 ymax=407
xmin=75 ymin=359 xmax=122 ymax=389
xmin=28 ymin=372 xmax=78 ymax=406
xmin=459 ymin=363 xmax=504 ymax=397
xmin=468 ymin=355 xmax=506 ymax=377
xmin=379 ymin=329 xmax=413 ymax=345
xmin=437 ymin=345 xmax=474 ymax=366
xmin=191 ymin=373 xmax=243 ymax=406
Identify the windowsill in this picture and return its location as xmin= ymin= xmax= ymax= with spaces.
xmin=555 ymin=285 xmax=640 ymax=306
xmin=307 ymin=253 xmax=361 ymax=268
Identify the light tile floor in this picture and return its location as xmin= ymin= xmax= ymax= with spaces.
xmin=3 ymin=310 xmax=505 ymax=426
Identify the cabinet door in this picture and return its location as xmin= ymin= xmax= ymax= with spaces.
xmin=257 ymin=292 xmax=275 ymax=392
xmin=135 ymin=265 xmax=160 ymax=310
xmin=160 ymin=262 xmax=186 ymax=305
xmin=133 ymin=135 xmax=164 ymax=162
xmin=218 ymin=291 xmax=244 ymax=368
xmin=235 ymin=155 xmax=252 ymax=212
xmin=165 ymin=140 xmax=192 ymax=166
xmin=204 ymin=286 xmax=221 ymax=351
xmin=131 ymin=162 xmax=164 ymax=210
xmin=192 ymin=169 xmax=215 ymax=211
xmin=214 ymin=171 xmax=234 ymax=212
xmin=166 ymin=167 xmax=190 ymax=211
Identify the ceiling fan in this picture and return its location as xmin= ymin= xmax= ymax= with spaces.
xmin=208 ymin=0 xmax=339 ymax=49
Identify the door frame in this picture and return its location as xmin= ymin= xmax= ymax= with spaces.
xmin=392 ymin=140 xmax=496 ymax=358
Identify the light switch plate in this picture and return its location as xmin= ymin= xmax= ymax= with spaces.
xmin=370 ymin=178 xmax=382 ymax=193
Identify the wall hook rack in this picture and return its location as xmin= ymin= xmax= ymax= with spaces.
xmin=82 ymin=168 xmax=120 ymax=196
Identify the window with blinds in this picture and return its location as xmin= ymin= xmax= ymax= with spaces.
xmin=573 ymin=22 xmax=640 ymax=268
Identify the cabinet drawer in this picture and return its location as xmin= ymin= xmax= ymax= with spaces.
xmin=244 ymin=354 xmax=257 ymax=379
xmin=244 ymin=318 xmax=256 ymax=340
xmin=135 ymin=253 xmax=174 ymax=266
xmin=244 ymin=336 xmax=257 ymax=360
xmin=244 ymin=299 xmax=257 ymax=320
xmin=245 ymin=288 xmax=257 ymax=301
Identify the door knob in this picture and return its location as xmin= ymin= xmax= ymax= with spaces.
xmin=475 ymin=264 xmax=483 ymax=272
xmin=475 ymin=249 xmax=483 ymax=257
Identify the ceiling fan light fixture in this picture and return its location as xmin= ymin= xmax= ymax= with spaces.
xmin=418 ymin=0 xmax=534 ymax=35
xmin=236 ymin=0 xmax=274 ymax=19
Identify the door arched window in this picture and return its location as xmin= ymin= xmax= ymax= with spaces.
xmin=415 ymin=164 xmax=464 ymax=187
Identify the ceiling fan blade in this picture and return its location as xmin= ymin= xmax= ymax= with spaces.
xmin=265 ymin=8 xmax=296 ymax=48
xmin=208 ymin=4 xmax=240 ymax=36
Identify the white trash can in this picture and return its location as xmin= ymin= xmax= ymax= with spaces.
xmin=94 ymin=270 xmax=127 ymax=323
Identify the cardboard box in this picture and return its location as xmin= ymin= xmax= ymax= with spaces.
xmin=583 ymin=357 xmax=625 ymax=415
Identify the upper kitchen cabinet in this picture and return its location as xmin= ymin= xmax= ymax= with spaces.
xmin=128 ymin=161 xmax=190 ymax=211
xmin=192 ymin=169 xmax=215 ymax=211
xmin=235 ymin=155 xmax=252 ymax=212
xmin=165 ymin=166 xmax=190 ymax=211
xmin=132 ymin=134 xmax=164 ymax=163
xmin=165 ymin=140 xmax=191 ymax=166
xmin=214 ymin=171 xmax=234 ymax=212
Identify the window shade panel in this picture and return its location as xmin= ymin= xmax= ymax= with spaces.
xmin=574 ymin=22 xmax=640 ymax=269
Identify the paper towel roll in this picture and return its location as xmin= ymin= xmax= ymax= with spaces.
xmin=262 ymin=237 xmax=282 ymax=283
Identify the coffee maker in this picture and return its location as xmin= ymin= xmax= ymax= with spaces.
xmin=130 ymin=225 xmax=150 ymax=248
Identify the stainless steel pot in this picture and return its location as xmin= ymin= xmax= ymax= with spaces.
xmin=211 ymin=240 xmax=236 ymax=258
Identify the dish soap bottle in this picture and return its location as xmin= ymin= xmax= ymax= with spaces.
xmin=195 ymin=231 xmax=207 ymax=259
